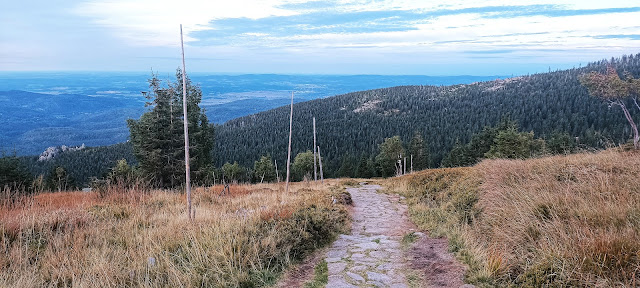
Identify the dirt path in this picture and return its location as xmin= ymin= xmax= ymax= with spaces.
xmin=323 ymin=183 xmax=469 ymax=288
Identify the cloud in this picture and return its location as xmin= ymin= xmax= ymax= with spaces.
xmin=74 ymin=0 xmax=298 ymax=46
xmin=5 ymin=0 xmax=640 ymax=73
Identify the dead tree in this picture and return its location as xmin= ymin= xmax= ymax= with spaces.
xmin=285 ymin=92 xmax=294 ymax=193
xmin=410 ymin=154 xmax=413 ymax=174
xmin=313 ymin=117 xmax=318 ymax=182
xmin=317 ymin=146 xmax=324 ymax=183
xmin=179 ymin=24 xmax=192 ymax=220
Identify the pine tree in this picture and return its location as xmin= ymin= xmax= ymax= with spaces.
xmin=337 ymin=154 xmax=355 ymax=178
xmin=408 ymin=132 xmax=429 ymax=171
xmin=0 ymin=156 xmax=32 ymax=193
xmin=127 ymin=69 xmax=214 ymax=188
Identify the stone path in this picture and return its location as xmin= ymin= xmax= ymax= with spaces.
xmin=325 ymin=184 xmax=416 ymax=288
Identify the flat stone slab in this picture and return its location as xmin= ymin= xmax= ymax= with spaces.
xmin=328 ymin=262 xmax=347 ymax=274
xmin=327 ymin=275 xmax=358 ymax=288
xmin=346 ymin=271 xmax=365 ymax=283
xmin=323 ymin=184 xmax=412 ymax=288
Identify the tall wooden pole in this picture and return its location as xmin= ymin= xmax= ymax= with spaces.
xmin=285 ymin=92 xmax=294 ymax=193
xmin=313 ymin=117 xmax=317 ymax=182
xmin=180 ymin=24 xmax=192 ymax=220
xmin=317 ymin=145 xmax=324 ymax=183
xmin=404 ymin=157 xmax=407 ymax=175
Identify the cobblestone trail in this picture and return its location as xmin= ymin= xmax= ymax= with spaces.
xmin=325 ymin=184 xmax=416 ymax=288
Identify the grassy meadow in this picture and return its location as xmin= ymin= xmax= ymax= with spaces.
xmin=385 ymin=149 xmax=640 ymax=287
xmin=0 ymin=181 xmax=349 ymax=287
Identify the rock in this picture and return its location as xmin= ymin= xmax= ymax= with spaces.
xmin=346 ymin=272 xmax=365 ymax=283
xmin=367 ymin=271 xmax=392 ymax=284
xmin=327 ymin=275 xmax=358 ymax=288
xmin=328 ymin=262 xmax=347 ymax=274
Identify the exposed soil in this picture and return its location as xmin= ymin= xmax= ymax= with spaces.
xmin=407 ymin=237 xmax=468 ymax=287
xmin=275 ymin=246 xmax=329 ymax=288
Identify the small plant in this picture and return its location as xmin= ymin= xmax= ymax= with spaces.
xmin=303 ymin=260 xmax=328 ymax=288
xmin=402 ymin=232 xmax=418 ymax=247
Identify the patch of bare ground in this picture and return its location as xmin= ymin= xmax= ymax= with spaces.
xmin=274 ymin=246 xmax=329 ymax=288
xmin=407 ymin=236 xmax=467 ymax=288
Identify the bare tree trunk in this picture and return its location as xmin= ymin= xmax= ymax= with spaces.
xmin=410 ymin=155 xmax=413 ymax=174
xmin=618 ymin=101 xmax=640 ymax=149
xmin=274 ymin=160 xmax=279 ymax=183
xmin=317 ymin=146 xmax=324 ymax=184
xmin=285 ymin=92 xmax=294 ymax=193
xmin=180 ymin=24 xmax=192 ymax=220
xmin=404 ymin=157 xmax=406 ymax=175
xmin=313 ymin=117 xmax=317 ymax=182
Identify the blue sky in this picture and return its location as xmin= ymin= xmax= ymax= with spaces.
xmin=1 ymin=1 xmax=639 ymax=75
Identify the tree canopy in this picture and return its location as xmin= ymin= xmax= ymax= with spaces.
xmin=127 ymin=69 xmax=214 ymax=188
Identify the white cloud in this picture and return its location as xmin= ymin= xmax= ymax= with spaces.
xmin=75 ymin=0 xmax=299 ymax=46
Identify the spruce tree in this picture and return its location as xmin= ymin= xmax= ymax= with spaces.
xmin=408 ymin=132 xmax=429 ymax=171
xmin=127 ymin=69 xmax=214 ymax=188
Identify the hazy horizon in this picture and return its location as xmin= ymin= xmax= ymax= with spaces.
xmin=3 ymin=1 xmax=639 ymax=75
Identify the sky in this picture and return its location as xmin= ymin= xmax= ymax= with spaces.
xmin=1 ymin=0 xmax=640 ymax=75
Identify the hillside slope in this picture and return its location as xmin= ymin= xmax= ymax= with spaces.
xmin=215 ymin=54 xmax=640 ymax=173
xmin=385 ymin=149 xmax=640 ymax=286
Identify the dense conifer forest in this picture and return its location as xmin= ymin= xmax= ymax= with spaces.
xmin=215 ymin=54 xmax=640 ymax=174
xmin=6 ymin=53 xmax=640 ymax=186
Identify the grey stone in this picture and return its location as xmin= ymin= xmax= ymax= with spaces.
xmin=327 ymin=275 xmax=358 ymax=288
xmin=349 ymin=265 xmax=368 ymax=272
xmin=327 ymin=248 xmax=348 ymax=258
xmin=345 ymin=272 xmax=365 ymax=283
xmin=326 ymin=257 xmax=342 ymax=263
xmin=328 ymin=262 xmax=347 ymax=274
xmin=367 ymin=271 xmax=392 ymax=284
xmin=355 ymin=241 xmax=380 ymax=250
xmin=369 ymin=250 xmax=390 ymax=259
xmin=376 ymin=263 xmax=393 ymax=271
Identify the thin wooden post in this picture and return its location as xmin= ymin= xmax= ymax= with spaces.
xmin=274 ymin=159 xmax=280 ymax=183
xmin=313 ymin=117 xmax=317 ymax=182
xmin=180 ymin=24 xmax=192 ymax=220
xmin=410 ymin=155 xmax=413 ymax=174
xmin=285 ymin=92 xmax=294 ymax=193
xmin=404 ymin=157 xmax=407 ymax=175
xmin=317 ymin=145 xmax=324 ymax=183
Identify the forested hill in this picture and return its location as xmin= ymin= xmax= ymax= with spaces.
xmin=215 ymin=53 xmax=640 ymax=173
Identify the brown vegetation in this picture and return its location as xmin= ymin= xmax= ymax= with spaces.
xmin=0 ymin=181 xmax=349 ymax=287
xmin=386 ymin=149 xmax=640 ymax=287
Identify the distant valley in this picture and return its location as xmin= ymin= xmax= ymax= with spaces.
xmin=0 ymin=73 xmax=502 ymax=155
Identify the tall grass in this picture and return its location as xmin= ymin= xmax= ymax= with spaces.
xmin=0 ymin=181 xmax=349 ymax=287
xmin=386 ymin=149 xmax=640 ymax=287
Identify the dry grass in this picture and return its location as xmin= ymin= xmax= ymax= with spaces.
xmin=386 ymin=149 xmax=640 ymax=287
xmin=0 ymin=180 xmax=349 ymax=287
